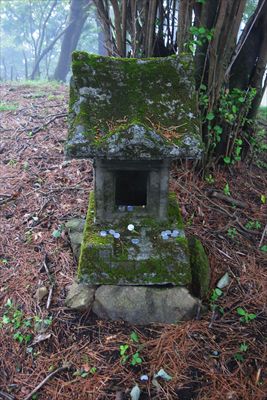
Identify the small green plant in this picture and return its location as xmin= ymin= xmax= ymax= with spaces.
xmin=0 ymin=101 xmax=18 ymax=111
xmin=261 ymin=194 xmax=266 ymax=204
xmin=260 ymin=245 xmax=267 ymax=252
xmin=7 ymin=159 xmax=18 ymax=167
xmin=245 ymin=220 xmax=261 ymax=230
xmin=73 ymin=369 xmax=90 ymax=378
xmin=34 ymin=316 xmax=52 ymax=331
xmin=227 ymin=227 xmax=237 ymax=239
xmin=1 ymin=299 xmax=32 ymax=344
xmin=237 ymin=307 xmax=256 ymax=323
xmin=0 ymin=299 xmax=53 ymax=346
xmin=23 ymin=161 xmax=30 ymax=171
xmin=210 ymin=288 xmax=223 ymax=302
xmin=223 ymin=183 xmax=231 ymax=196
xmin=187 ymin=26 xmax=214 ymax=54
xmin=119 ymin=331 xmax=143 ymax=366
xmin=205 ymin=174 xmax=215 ymax=184
xmin=25 ymin=230 xmax=33 ymax=243
xmin=119 ymin=344 xmax=129 ymax=364
xmin=234 ymin=342 xmax=249 ymax=362
xmin=210 ymin=288 xmax=224 ymax=312
xmin=131 ymin=352 xmax=142 ymax=366
xmin=52 ymin=224 xmax=64 ymax=238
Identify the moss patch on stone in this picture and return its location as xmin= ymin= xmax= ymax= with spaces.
xmin=188 ymin=237 xmax=210 ymax=298
xmin=78 ymin=191 xmax=191 ymax=286
xmin=66 ymin=52 xmax=202 ymax=159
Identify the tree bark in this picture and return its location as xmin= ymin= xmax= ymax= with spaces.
xmin=53 ymin=0 xmax=90 ymax=82
xmin=229 ymin=0 xmax=267 ymax=119
xmin=177 ymin=0 xmax=193 ymax=53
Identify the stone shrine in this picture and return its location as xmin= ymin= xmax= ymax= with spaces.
xmin=65 ymin=51 xmax=210 ymax=324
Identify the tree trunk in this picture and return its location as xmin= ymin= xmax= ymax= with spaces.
xmin=229 ymin=0 xmax=267 ymax=119
xmin=53 ymin=0 xmax=90 ymax=82
xmin=177 ymin=0 xmax=193 ymax=53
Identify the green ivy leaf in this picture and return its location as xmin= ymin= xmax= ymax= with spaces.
xmin=206 ymin=112 xmax=215 ymax=121
xmin=198 ymin=27 xmax=206 ymax=34
xmin=223 ymin=156 xmax=231 ymax=164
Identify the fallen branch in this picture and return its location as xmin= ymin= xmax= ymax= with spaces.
xmin=0 ymin=390 xmax=15 ymax=400
xmin=210 ymin=191 xmax=247 ymax=209
xmin=23 ymin=363 xmax=71 ymax=400
xmin=26 ymin=112 xmax=67 ymax=135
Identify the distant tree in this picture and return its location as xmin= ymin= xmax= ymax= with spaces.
xmin=53 ymin=0 xmax=92 ymax=82
xmin=0 ymin=0 xmax=69 ymax=80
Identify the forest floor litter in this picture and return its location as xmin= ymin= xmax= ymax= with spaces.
xmin=0 ymin=83 xmax=266 ymax=400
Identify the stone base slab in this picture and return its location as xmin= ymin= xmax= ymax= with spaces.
xmin=65 ymin=282 xmax=200 ymax=324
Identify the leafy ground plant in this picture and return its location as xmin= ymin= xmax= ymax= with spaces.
xmin=227 ymin=227 xmax=237 ymax=239
xmin=0 ymin=101 xmax=18 ymax=111
xmin=0 ymin=299 xmax=32 ymax=344
xmin=119 ymin=331 xmax=143 ymax=366
xmin=237 ymin=307 xmax=256 ymax=323
xmin=234 ymin=342 xmax=249 ymax=362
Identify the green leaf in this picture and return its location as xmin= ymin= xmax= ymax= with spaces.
xmin=206 ymin=112 xmax=215 ymax=121
xmin=236 ymin=307 xmax=246 ymax=316
xmin=260 ymin=245 xmax=267 ymax=252
xmin=214 ymin=125 xmax=223 ymax=134
xmin=2 ymin=315 xmax=10 ymax=324
xmin=234 ymin=353 xmax=244 ymax=362
xmin=198 ymin=27 xmax=206 ymax=34
xmin=223 ymin=156 xmax=231 ymax=164
xmin=130 ymin=331 xmax=139 ymax=343
xmin=52 ymin=229 xmax=61 ymax=238
xmin=131 ymin=352 xmax=142 ymax=366
xmin=119 ymin=344 xmax=129 ymax=356
xmin=13 ymin=331 xmax=24 ymax=343
xmin=223 ymin=183 xmax=231 ymax=196
xmin=5 ymin=298 xmax=13 ymax=308
xmin=232 ymin=105 xmax=237 ymax=113
xmin=260 ymin=194 xmax=266 ymax=204
xmin=240 ymin=343 xmax=248 ymax=352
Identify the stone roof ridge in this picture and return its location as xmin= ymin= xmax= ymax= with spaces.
xmin=102 ymin=123 xmax=180 ymax=160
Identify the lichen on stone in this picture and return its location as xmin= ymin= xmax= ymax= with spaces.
xmin=66 ymin=51 xmax=202 ymax=160
xmin=188 ymin=237 xmax=210 ymax=298
xmin=78 ymin=191 xmax=192 ymax=286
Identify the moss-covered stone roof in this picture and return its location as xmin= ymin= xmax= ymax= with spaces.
xmin=66 ymin=52 xmax=202 ymax=159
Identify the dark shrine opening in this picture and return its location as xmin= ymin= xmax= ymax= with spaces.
xmin=115 ymin=170 xmax=148 ymax=206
